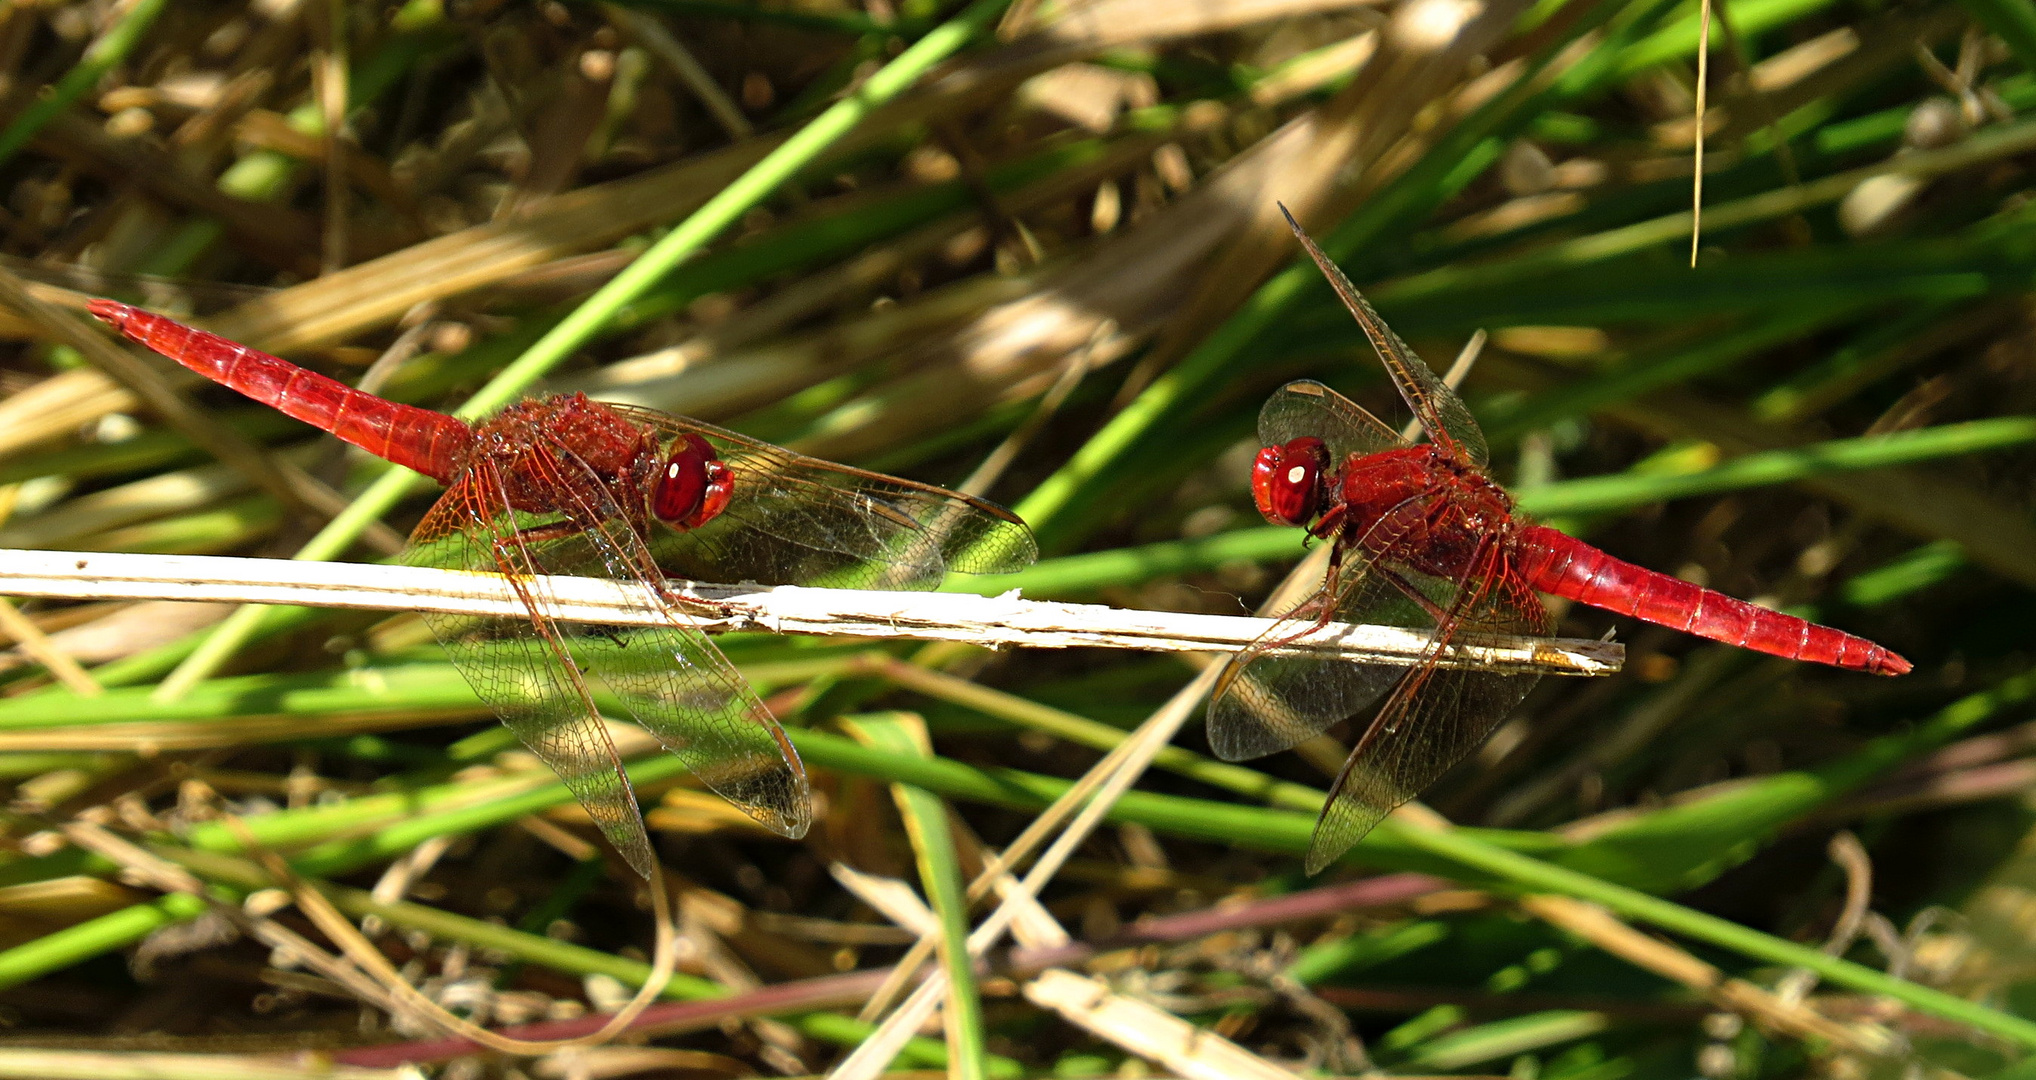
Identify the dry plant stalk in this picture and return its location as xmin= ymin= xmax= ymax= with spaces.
xmin=1024 ymin=969 xmax=1300 ymax=1080
xmin=59 ymin=795 xmax=686 ymax=1058
xmin=1518 ymin=894 xmax=1895 ymax=1054
xmin=0 ymin=549 xmax=1622 ymax=676
xmin=0 ymin=1048 xmax=405 ymax=1080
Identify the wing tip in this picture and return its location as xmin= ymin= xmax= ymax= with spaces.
xmin=1303 ymin=813 xmax=1382 ymax=877
xmin=619 ymin=841 xmax=659 ymax=880
xmin=757 ymin=783 xmax=815 ymax=840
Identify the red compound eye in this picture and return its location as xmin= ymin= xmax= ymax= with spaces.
xmin=1251 ymin=436 xmax=1327 ymax=527
xmin=651 ymin=433 xmax=734 ymax=529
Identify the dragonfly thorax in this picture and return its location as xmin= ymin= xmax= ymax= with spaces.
xmin=1330 ymin=446 xmax=1520 ymax=575
xmin=1332 ymin=446 xmax=1511 ymax=515
xmin=466 ymin=395 xmax=651 ymax=513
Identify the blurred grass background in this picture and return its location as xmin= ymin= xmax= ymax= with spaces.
xmin=0 ymin=0 xmax=2034 ymax=1075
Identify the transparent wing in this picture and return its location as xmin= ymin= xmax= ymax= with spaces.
xmin=404 ymin=446 xmax=808 ymax=880
xmin=1207 ymin=501 xmax=1431 ymax=761
xmin=1259 ymin=379 xmax=1405 ymax=464
xmin=404 ymin=466 xmax=659 ymax=876
xmin=1278 ymin=205 xmax=1488 ymax=468
xmin=1304 ymin=540 xmax=1547 ymax=873
xmin=607 ymin=404 xmax=1037 ymax=591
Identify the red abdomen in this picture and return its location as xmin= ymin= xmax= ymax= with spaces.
xmin=89 ymin=301 xmax=471 ymax=483
xmin=1512 ymin=525 xmax=1910 ymax=676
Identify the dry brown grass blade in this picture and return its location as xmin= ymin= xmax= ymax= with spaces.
xmin=0 ymin=1048 xmax=409 ymax=1080
xmin=499 ymin=47 xmax=615 ymax=217
xmin=233 ymin=110 xmax=423 ymax=228
xmin=596 ymin=268 xmax=1051 ymax=420
xmin=1690 ymin=0 xmax=1710 ymax=265
xmin=795 ymin=0 xmax=1530 ymax=461
xmin=0 ymin=367 xmax=136 ymax=459
xmin=0 ymin=712 xmax=489 ymax=753
xmin=0 ymin=462 xmax=262 ymax=551
xmin=1024 ymin=969 xmax=1299 ymax=1080
xmin=311 ymin=0 xmax=350 ymax=278
xmin=1518 ymin=894 xmax=1892 ymax=1053
xmin=578 ymin=117 xmax=1206 ymax=403
xmin=994 ymin=0 xmax=1385 ymax=76
xmin=0 ymin=600 xmax=228 ymax=675
xmin=216 ymin=811 xmax=685 ymax=1056
xmin=1659 ymin=7 xmax=1965 ymax=149
xmin=603 ymin=5 xmax=752 ymax=142
xmin=792 ymin=113 xmax=1332 ymax=460
xmin=1142 ymin=0 xmax=1533 ymax=383
xmin=0 ymin=596 xmax=99 ymax=695
xmin=1050 ymin=0 xmax=1385 ymax=44
xmin=212 ymin=142 xmax=773 ymax=354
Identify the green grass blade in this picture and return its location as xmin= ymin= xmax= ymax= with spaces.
xmin=842 ymin=713 xmax=987 ymax=1080
xmin=1517 ymin=417 xmax=2036 ymax=517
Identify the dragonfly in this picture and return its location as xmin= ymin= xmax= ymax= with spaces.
xmin=89 ymin=300 xmax=1037 ymax=878
xmin=1208 ymin=209 xmax=1910 ymax=874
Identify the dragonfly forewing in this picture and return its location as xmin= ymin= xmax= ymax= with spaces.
xmin=1277 ymin=206 xmax=1489 ymax=468
xmin=1304 ymin=544 xmax=1547 ymax=872
xmin=404 ymin=467 xmax=664 ymax=878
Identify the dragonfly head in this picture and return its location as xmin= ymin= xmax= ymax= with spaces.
xmin=651 ymin=433 xmax=734 ymax=530
xmin=1252 ymin=436 xmax=1330 ymax=527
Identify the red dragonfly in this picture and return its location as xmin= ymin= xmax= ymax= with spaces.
xmin=1209 ymin=209 xmax=1910 ymax=874
xmin=90 ymin=301 xmax=1036 ymax=878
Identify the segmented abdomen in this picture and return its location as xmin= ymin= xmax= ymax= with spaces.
xmin=89 ymin=301 xmax=471 ymax=483
xmin=1512 ymin=525 xmax=1910 ymax=675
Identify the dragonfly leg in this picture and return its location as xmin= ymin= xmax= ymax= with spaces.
xmin=1255 ymin=541 xmax=1351 ymax=657
xmin=1310 ymin=503 xmax=1349 ymax=542
xmin=1308 ymin=537 xmax=1348 ymax=629
xmin=645 ymin=572 xmax=733 ymax=621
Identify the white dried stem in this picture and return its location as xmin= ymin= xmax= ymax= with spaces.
xmin=0 ymin=549 xmax=1621 ymax=676
xmin=1025 ymin=970 xmax=1298 ymax=1080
